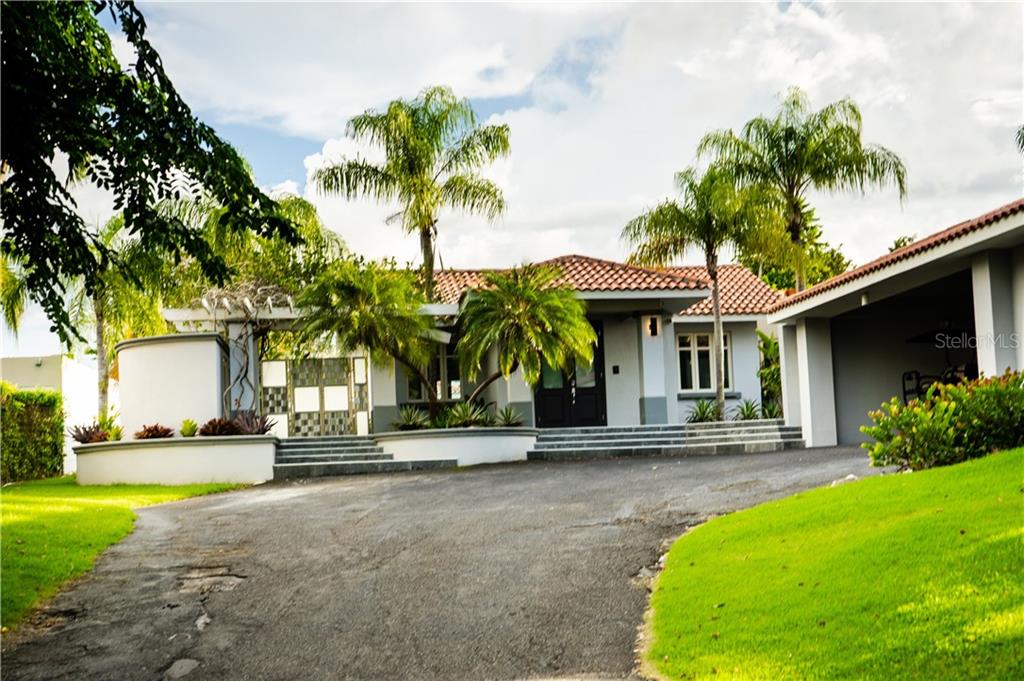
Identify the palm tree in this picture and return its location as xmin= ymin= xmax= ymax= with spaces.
xmin=623 ymin=166 xmax=779 ymax=420
xmin=68 ymin=216 xmax=168 ymax=418
xmin=296 ymin=258 xmax=440 ymax=412
xmin=456 ymin=265 xmax=596 ymax=403
xmin=698 ymin=87 xmax=907 ymax=289
xmin=1 ymin=254 xmax=27 ymax=333
xmin=1017 ymin=124 xmax=1024 ymax=153
xmin=313 ymin=86 xmax=510 ymax=298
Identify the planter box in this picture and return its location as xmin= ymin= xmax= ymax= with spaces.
xmin=74 ymin=435 xmax=276 ymax=485
xmin=375 ymin=428 xmax=538 ymax=466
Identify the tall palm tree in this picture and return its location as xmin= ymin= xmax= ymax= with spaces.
xmin=296 ymin=258 xmax=439 ymax=412
xmin=698 ymin=87 xmax=907 ymax=289
xmin=68 ymin=216 xmax=168 ymax=418
xmin=1 ymin=254 xmax=27 ymax=333
xmin=456 ymin=265 xmax=596 ymax=403
xmin=313 ymin=86 xmax=510 ymax=298
xmin=623 ymin=166 xmax=780 ymax=420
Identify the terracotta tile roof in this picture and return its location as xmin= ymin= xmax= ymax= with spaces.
xmin=769 ymin=198 xmax=1024 ymax=313
xmin=433 ymin=254 xmax=706 ymax=305
xmin=663 ymin=264 xmax=784 ymax=316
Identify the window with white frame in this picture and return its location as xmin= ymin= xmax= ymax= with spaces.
xmin=677 ymin=332 xmax=731 ymax=391
xmin=407 ymin=343 xmax=462 ymax=401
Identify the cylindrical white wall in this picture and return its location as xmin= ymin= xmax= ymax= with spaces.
xmin=117 ymin=334 xmax=226 ymax=437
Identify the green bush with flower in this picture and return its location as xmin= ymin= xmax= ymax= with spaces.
xmin=861 ymin=371 xmax=1024 ymax=470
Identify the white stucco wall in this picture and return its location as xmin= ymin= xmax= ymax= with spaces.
xmin=75 ymin=436 xmax=275 ymax=485
xmin=972 ymin=251 xmax=1019 ymax=375
xmin=796 ymin=318 xmax=838 ymax=447
xmin=603 ymin=317 xmax=641 ymax=426
xmin=117 ymin=334 xmax=226 ymax=437
xmin=376 ymin=429 xmax=537 ymax=466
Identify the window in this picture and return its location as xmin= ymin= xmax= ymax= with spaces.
xmin=407 ymin=343 xmax=461 ymax=401
xmin=678 ymin=333 xmax=730 ymax=391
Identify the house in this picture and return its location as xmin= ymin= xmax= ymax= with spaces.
xmin=769 ymin=198 xmax=1024 ymax=447
xmin=368 ymin=255 xmax=781 ymax=432
xmin=0 ymin=353 xmax=104 ymax=472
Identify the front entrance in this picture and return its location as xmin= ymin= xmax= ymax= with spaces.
xmin=534 ymin=321 xmax=606 ymax=428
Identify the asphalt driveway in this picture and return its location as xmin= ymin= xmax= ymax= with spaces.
xmin=4 ymin=447 xmax=877 ymax=681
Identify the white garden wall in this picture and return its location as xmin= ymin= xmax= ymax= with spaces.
xmin=75 ymin=436 xmax=275 ymax=485
xmin=375 ymin=428 xmax=538 ymax=466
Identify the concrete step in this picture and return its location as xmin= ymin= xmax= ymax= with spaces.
xmin=532 ymin=432 xmax=804 ymax=450
xmin=540 ymin=419 xmax=786 ymax=436
xmin=527 ymin=439 xmax=805 ymax=461
xmin=273 ymin=458 xmax=457 ymax=480
xmin=275 ymin=444 xmax=385 ymax=455
xmin=277 ymin=437 xmax=377 ymax=447
xmin=275 ymin=452 xmax=393 ymax=464
xmin=535 ymin=427 xmax=798 ymax=443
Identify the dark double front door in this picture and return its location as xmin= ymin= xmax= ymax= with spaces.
xmin=534 ymin=321 xmax=607 ymax=428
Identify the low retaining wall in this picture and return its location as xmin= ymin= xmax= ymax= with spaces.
xmin=375 ymin=428 xmax=538 ymax=466
xmin=74 ymin=436 xmax=276 ymax=485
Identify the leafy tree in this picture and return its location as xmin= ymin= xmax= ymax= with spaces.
xmin=1 ymin=1 xmax=297 ymax=343
xmin=698 ymin=87 xmax=906 ymax=289
xmin=296 ymin=258 xmax=440 ymax=412
xmin=737 ymin=204 xmax=851 ymax=290
xmin=456 ymin=265 xmax=596 ymax=403
xmin=756 ymin=330 xmax=782 ymax=415
xmin=623 ymin=166 xmax=781 ymax=420
xmin=313 ymin=86 xmax=510 ymax=298
xmin=68 ymin=216 xmax=167 ymax=418
xmin=889 ymin=234 xmax=916 ymax=252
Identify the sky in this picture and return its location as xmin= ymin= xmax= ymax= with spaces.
xmin=3 ymin=1 xmax=1023 ymax=356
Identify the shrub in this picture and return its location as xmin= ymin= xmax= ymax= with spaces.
xmin=394 ymin=406 xmax=431 ymax=431
xmin=1 ymin=381 xmax=64 ymax=482
xmin=862 ymin=371 xmax=1024 ymax=470
xmin=198 ymin=417 xmax=242 ymax=436
xmin=98 ymin=412 xmax=122 ymax=441
xmin=180 ymin=419 xmax=198 ymax=438
xmin=234 ymin=412 xmax=276 ymax=435
xmin=134 ymin=423 xmax=174 ymax=439
xmin=495 ymin=405 xmax=524 ymax=427
xmin=686 ymin=399 xmax=719 ymax=423
xmin=444 ymin=401 xmax=490 ymax=428
xmin=761 ymin=401 xmax=782 ymax=419
xmin=756 ymin=330 xmax=783 ymax=416
xmin=69 ymin=422 xmax=108 ymax=444
xmin=731 ymin=399 xmax=761 ymax=421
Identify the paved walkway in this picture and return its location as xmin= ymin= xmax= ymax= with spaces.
xmin=4 ymin=447 xmax=877 ymax=680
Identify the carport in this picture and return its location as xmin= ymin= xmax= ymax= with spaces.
xmin=769 ymin=199 xmax=1024 ymax=446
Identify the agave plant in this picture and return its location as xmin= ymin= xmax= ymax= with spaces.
xmin=97 ymin=412 xmax=122 ymax=441
xmin=198 ymin=417 xmax=243 ymax=436
xmin=731 ymin=399 xmax=761 ymax=421
xmin=444 ymin=401 xmax=490 ymax=428
xmin=69 ymin=422 xmax=109 ymax=444
xmin=761 ymin=401 xmax=783 ymax=419
xmin=134 ymin=423 xmax=174 ymax=439
xmin=234 ymin=412 xmax=277 ymax=435
xmin=495 ymin=405 xmax=524 ymax=427
xmin=180 ymin=419 xmax=198 ymax=437
xmin=686 ymin=399 xmax=720 ymax=423
xmin=393 ymin=405 xmax=431 ymax=431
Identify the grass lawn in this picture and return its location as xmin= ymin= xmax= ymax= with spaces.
xmin=646 ymin=448 xmax=1024 ymax=680
xmin=1 ymin=476 xmax=239 ymax=629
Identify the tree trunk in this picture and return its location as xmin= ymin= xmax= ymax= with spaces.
xmin=787 ymin=199 xmax=806 ymax=291
xmin=420 ymin=223 xmax=436 ymax=301
xmin=95 ymin=300 xmax=109 ymax=420
xmin=394 ymin=352 xmax=441 ymax=417
xmin=707 ymin=254 xmax=727 ymax=421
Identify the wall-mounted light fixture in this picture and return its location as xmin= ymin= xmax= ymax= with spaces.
xmin=860 ymin=292 xmax=870 ymax=307
xmin=645 ymin=315 xmax=660 ymax=337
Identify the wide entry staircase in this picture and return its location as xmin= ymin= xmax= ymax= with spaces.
xmin=273 ymin=436 xmax=455 ymax=481
xmin=527 ymin=419 xmax=803 ymax=461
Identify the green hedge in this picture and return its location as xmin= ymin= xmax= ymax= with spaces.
xmin=861 ymin=371 xmax=1024 ymax=470
xmin=1 ymin=381 xmax=65 ymax=482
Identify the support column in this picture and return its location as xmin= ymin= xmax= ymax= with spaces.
xmin=637 ymin=315 xmax=668 ymax=424
xmin=1013 ymin=247 xmax=1024 ymax=371
xmin=972 ymin=251 xmax=1017 ymax=375
xmin=796 ymin=318 xmax=837 ymax=447
xmin=369 ymin=358 xmax=399 ymax=434
xmin=779 ymin=324 xmax=801 ymax=428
